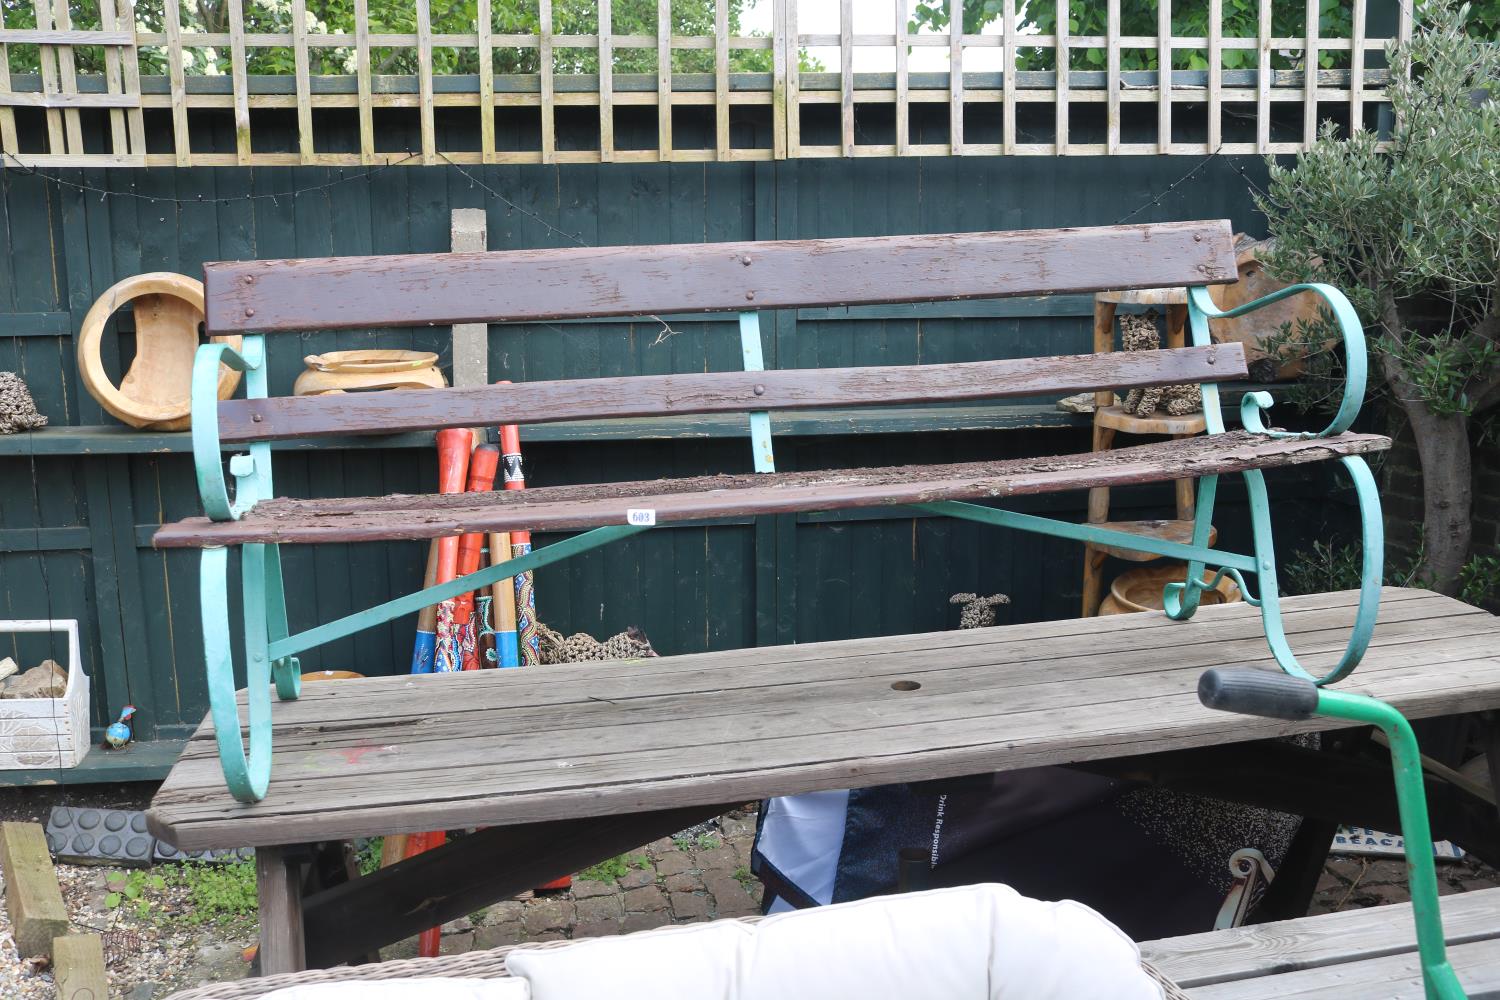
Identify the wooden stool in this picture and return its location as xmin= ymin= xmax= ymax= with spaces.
xmin=1081 ymin=288 xmax=1214 ymax=617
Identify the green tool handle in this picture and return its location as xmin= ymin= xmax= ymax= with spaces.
xmin=1198 ymin=669 xmax=1467 ymax=1000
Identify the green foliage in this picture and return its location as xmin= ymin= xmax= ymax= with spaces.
xmin=171 ymin=861 xmax=259 ymax=925
xmin=104 ymin=870 xmax=167 ymax=921
xmin=356 ymin=837 xmax=383 ymax=876
xmin=1284 ymin=534 xmax=1500 ymax=605
xmin=3 ymin=0 xmax=784 ymax=76
xmin=576 ymin=853 xmax=649 ymax=882
xmin=911 ymin=0 xmax=1500 ymax=71
xmin=732 ymin=865 xmax=755 ymax=890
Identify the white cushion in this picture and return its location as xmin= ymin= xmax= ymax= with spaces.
xmin=506 ymin=883 xmax=1162 ymax=1000
xmin=259 ymin=977 xmax=530 ymax=1000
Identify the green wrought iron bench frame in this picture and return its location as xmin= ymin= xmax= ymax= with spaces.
xmin=161 ymin=222 xmax=1387 ymax=805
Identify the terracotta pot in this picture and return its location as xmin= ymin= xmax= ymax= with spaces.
xmin=293 ymin=350 xmax=446 ymax=396
xmin=1107 ymin=563 xmax=1242 ymax=614
xmin=300 ymin=670 xmax=366 ymax=682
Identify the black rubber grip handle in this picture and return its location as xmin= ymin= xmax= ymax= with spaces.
xmin=1197 ymin=668 xmax=1319 ymax=721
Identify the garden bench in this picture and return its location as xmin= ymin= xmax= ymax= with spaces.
xmin=144 ymin=219 xmax=1425 ymax=971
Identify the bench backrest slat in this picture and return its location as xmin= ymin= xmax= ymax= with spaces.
xmin=202 ymin=221 xmax=1237 ymax=334
xmin=218 ymin=344 xmax=1246 ymax=443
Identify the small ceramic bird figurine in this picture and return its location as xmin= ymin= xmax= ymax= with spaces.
xmin=103 ymin=705 xmax=136 ymax=749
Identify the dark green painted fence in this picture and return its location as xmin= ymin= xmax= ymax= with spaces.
xmin=0 ymin=129 xmax=1352 ymax=747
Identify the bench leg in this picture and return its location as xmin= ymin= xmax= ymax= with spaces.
xmin=256 ymin=846 xmax=307 ymax=975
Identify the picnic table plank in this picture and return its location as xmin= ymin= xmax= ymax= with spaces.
xmin=1188 ymin=936 xmax=1500 ymax=998
xmin=1143 ymin=886 xmax=1500 ymax=989
xmin=147 ymin=589 xmax=1500 ymax=850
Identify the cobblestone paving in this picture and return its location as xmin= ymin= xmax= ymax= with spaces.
xmin=386 ymin=806 xmax=1500 ymax=959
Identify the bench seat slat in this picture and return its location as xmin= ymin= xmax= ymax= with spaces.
xmin=153 ymin=430 xmax=1389 ymax=548
xmin=202 ymin=221 xmax=1239 ymax=334
xmin=217 ymin=344 xmax=1247 ymax=444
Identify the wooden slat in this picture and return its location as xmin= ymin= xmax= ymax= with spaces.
xmin=1256 ymin=0 xmax=1271 ymax=153
xmin=1302 ymin=0 xmax=1318 ymax=146
xmin=771 ymin=0 xmax=787 ymax=158
xmin=354 ymin=0 xmax=373 ymax=163
xmin=162 ymin=0 xmax=190 ymax=165
xmin=539 ymin=0 xmax=555 ymax=164
xmin=1208 ymin=0 xmax=1222 ymax=150
xmin=97 ymin=0 xmax=128 ymax=154
xmin=117 ymin=0 xmax=147 ymax=155
xmin=1054 ymin=0 xmax=1068 ymax=154
xmin=715 ymin=0 xmax=729 ymax=159
xmin=153 ymin=430 xmax=1386 ymax=546
xmin=948 ymin=0 xmax=962 ymax=154
xmin=894 ymin=0 xmax=908 ymax=155
xmin=0 ymin=4 xmax=18 ymax=154
xmin=291 ymin=0 xmax=313 ymax=162
xmin=202 ymin=221 xmax=1238 ymax=334
xmin=1001 ymin=0 xmax=1016 ymax=154
xmin=839 ymin=0 xmax=854 ymax=156
xmin=146 ymin=589 xmax=1498 ymax=847
xmin=1106 ymin=0 xmax=1120 ymax=152
xmin=656 ymin=0 xmax=671 ymax=160
xmin=214 ymin=343 xmax=1246 ymax=443
xmin=597 ymin=0 xmax=612 ymax=162
xmin=1349 ymin=0 xmax=1366 ymax=132
xmin=1191 ymin=938 xmax=1500 ymax=999
xmin=1144 ymin=887 xmax=1500 ymax=990
xmin=226 ymin=0 xmax=251 ymax=162
xmin=1157 ymin=0 xmax=1171 ymax=153
xmin=30 ymin=0 xmax=65 ymax=154
xmin=416 ymin=0 xmax=435 ymax=162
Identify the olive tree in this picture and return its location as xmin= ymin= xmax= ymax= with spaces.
xmin=1257 ymin=3 xmax=1500 ymax=593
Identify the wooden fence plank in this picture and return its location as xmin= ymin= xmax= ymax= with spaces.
xmin=29 ymin=0 xmax=65 ymax=154
xmin=227 ymin=0 xmax=251 ymax=162
xmin=416 ymin=0 xmax=434 ymax=163
xmin=1257 ymin=0 xmax=1271 ymax=153
xmin=894 ymin=0 xmax=908 ymax=155
xmin=1106 ymin=0 xmax=1120 ymax=153
xmin=771 ymin=0 xmax=787 ymax=158
xmin=162 ymin=0 xmax=190 ymax=165
xmin=117 ymin=0 xmax=147 ymax=155
xmin=1349 ymin=0 xmax=1366 ymax=131
xmin=715 ymin=0 xmax=729 ymax=159
xmin=0 ymin=4 xmax=18 ymax=154
xmin=656 ymin=0 xmax=671 ymax=160
xmin=1001 ymin=0 xmax=1016 ymax=154
xmin=840 ymin=0 xmax=853 ymax=156
xmin=97 ymin=0 xmax=128 ymax=155
xmin=598 ymin=0 xmax=612 ymax=162
xmin=948 ymin=0 xmax=962 ymax=154
xmin=539 ymin=0 xmax=555 ymax=164
xmin=47 ymin=0 xmax=84 ymax=153
xmin=1302 ymin=0 xmax=1319 ymax=146
xmin=291 ymin=0 xmax=313 ymax=162
xmin=1157 ymin=0 xmax=1171 ymax=153
xmin=1054 ymin=0 xmax=1068 ymax=154
xmin=354 ymin=0 xmax=373 ymax=163
xmin=1209 ymin=0 xmax=1222 ymax=149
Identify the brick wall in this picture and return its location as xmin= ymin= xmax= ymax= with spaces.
xmin=1381 ymin=412 xmax=1500 ymax=611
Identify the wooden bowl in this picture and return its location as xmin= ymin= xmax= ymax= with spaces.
xmin=294 ymin=350 xmax=446 ymax=396
xmin=77 ymin=273 xmax=243 ymax=430
xmin=1109 ymin=563 xmax=1242 ymax=614
xmin=300 ymin=670 xmax=366 ymax=682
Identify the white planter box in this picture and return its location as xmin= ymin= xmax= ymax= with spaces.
xmin=0 ymin=621 xmax=89 ymax=770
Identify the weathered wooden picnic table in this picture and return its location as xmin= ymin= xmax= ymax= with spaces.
xmin=146 ymin=586 xmax=1500 ymax=975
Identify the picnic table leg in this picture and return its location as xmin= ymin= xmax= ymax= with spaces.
xmin=257 ymin=846 xmax=307 ymax=975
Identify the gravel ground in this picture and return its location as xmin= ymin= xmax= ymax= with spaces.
xmin=0 ymin=783 xmax=256 ymax=999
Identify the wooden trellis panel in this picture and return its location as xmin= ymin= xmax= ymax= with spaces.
xmin=0 ymin=0 xmax=1410 ymax=168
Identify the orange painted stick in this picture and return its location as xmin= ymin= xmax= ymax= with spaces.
xmin=454 ymin=444 xmax=500 ymax=670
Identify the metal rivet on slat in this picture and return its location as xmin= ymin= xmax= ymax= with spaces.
xmin=753 ymin=384 xmax=765 ymax=396
xmin=741 ymin=256 xmax=752 ymax=266
xmin=745 ymin=291 xmax=755 ymax=301
xmin=252 ymin=413 xmax=263 ymax=422
xmin=245 ymin=308 xmax=255 ymax=317
xmin=243 ymin=275 xmax=254 ymax=284
xmin=1194 ymin=234 xmax=1203 ymax=242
